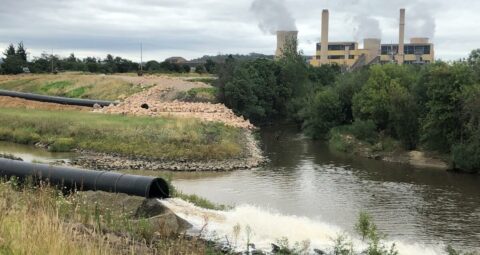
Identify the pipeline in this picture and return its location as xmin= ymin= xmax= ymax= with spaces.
xmin=0 ymin=158 xmax=169 ymax=199
xmin=0 ymin=89 xmax=116 ymax=107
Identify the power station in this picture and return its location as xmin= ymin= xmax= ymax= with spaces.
xmin=277 ymin=8 xmax=435 ymax=69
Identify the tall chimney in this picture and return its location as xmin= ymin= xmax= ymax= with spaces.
xmin=398 ymin=8 xmax=405 ymax=65
xmin=321 ymin=9 xmax=329 ymax=64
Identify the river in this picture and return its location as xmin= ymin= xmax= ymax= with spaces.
xmin=171 ymin=125 xmax=480 ymax=253
xmin=0 ymin=126 xmax=479 ymax=253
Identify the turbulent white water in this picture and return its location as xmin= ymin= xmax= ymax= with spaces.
xmin=160 ymin=198 xmax=445 ymax=255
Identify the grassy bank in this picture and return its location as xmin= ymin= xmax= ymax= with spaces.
xmin=0 ymin=107 xmax=243 ymax=161
xmin=0 ymin=179 xmax=220 ymax=254
xmin=0 ymin=74 xmax=146 ymax=100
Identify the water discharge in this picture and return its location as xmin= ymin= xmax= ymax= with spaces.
xmin=160 ymin=198 xmax=443 ymax=254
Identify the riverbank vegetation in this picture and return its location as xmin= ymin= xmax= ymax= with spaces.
xmin=0 ymin=107 xmax=243 ymax=161
xmin=0 ymin=178 xmax=223 ymax=254
xmin=0 ymin=74 xmax=148 ymax=101
xmin=217 ymin=44 xmax=480 ymax=173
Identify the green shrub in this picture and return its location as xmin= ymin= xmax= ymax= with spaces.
xmin=302 ymin=88 xmax=343 ymax=140
xmin=11 ymin=129 xmax=41 ymax=144
xmin=452 ymin=141 xmax=480 ymax=173
xmin=175 ymin=87 xmax=218 ymax=103
xmin=347 ymin=120 xmax=378 ymax=144
xmin=328 ymin=129 xmax=353 ymax=153
xmin=49 ymin=138 xmax=76 ymax=152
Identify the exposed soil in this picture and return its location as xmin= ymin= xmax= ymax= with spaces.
xmin=111 ymin=74 xmax=210 ymax=101
xmin=0 ymin=96 xmax=90 ymax=111
xmin=97 ymin=80 xmax=254 ymax=130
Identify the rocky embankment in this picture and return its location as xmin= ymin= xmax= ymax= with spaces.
xmin=96 ymin=83 xmax=254 ymax=129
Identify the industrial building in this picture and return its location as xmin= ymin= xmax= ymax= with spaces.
xmin=309 ymin=9 xmax=435 ymax=69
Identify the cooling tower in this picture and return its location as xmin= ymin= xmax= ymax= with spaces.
xmin=276 ymin=31 xmax=298 ymax=58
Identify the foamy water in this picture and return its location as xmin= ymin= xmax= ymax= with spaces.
xmin=160 ymin=198 xmax=445 ymax=254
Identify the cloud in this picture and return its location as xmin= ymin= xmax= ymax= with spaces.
xmin=0 ymin=0 xmax=479 ymax=60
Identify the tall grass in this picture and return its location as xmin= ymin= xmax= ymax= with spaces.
xmin=0 ymin=107 xmax=244 ymax=160
xmin=0 ymin=179 xmax=219 ymax=254
xmin=0 ymin=74 xmax=146 ymax=100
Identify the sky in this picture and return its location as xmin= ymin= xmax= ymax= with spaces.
xmin=0 ymin=0 xmax=478 ymax=62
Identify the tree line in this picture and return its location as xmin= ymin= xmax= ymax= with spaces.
xmin=216 ymin=43 xmax=480 ymax=173
xmin=0 ymin=42 xmax=217 ymax=75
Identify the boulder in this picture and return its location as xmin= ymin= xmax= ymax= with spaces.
xmin=135 ymin=199 xmax=192 ymax=236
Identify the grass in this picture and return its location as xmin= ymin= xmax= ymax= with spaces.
xmin=0 ymin=74 xmax=146 ymax=101
xmin=0 ymin=179 xmax=221 ymax=255
xmin=175 ymin=87 xmax=218 ymax=103
xmin=0 ymin=107 xmax=244 ymax=161
xmin=185 ymin=77 xmax=217 ymax=85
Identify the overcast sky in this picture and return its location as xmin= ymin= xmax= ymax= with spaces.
xmin=0 ymin=0 xmax=478 ymax=62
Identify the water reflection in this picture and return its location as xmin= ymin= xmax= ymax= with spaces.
xmin=173 ymin=125 xmax=480 ymax=250
xmin=0 ymin=141 xmax=77 ymax=163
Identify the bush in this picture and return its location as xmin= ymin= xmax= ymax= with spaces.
xmin=175 ymin=87 xmax=218 ymax=103
xmin=49 ymin=138 xmax=76 ymax=152
xmin=328 ymin=129 xmax=353 ymax=153
xmin=346 ymin=120 xmax=378 ymax=144
xmin=452 ymin=141 xmax=480 ymax=173
xmin=302 ymin=88 xmax=343 ymax=139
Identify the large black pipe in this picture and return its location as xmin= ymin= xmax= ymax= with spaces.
xmin=0 ymin=158 xmax=169 ymax=199
xmin=0 ymin=89 xmax=116 ymax=107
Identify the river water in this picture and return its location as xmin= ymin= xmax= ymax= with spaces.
xmin=0 ymin=126 xmax=479 ymax=253
xmin=171 ymin=125 xmax=480 ymax=253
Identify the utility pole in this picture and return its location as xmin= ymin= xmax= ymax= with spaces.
xmin=51 ymin=48 xmax=54 ymax=73
xmin=140 ymin=42 xmax=143 ymax=72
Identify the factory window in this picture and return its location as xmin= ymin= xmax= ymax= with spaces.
xmin=404 ymin=45 xmax=415 ymax=55
xmin=328 ymin=55 xmax=345 ymax=59
xmin=349 ymin=55 xmax=355 ymax=59
xmin=316 ymin=44 xmax=321 ymax=51
xmin=316 ymin=56 xmax=321 ymax=60
xmin=328 ymin=44 xmax=346 ymax=51
xmin=381 ymin=45 xmax=398 ymax=55
xmin=413 ymin=45 xmax=431 ymax=55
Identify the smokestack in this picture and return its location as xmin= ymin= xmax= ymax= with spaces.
xmin=398 ymin=8 xmax=405 ymax=65
xmin=321 ymin=9 xmax=329 ymax=64
xmin=276 ymin=31 xmax=298 ymax=58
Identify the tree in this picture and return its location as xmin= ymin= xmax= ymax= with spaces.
xmin=388 ymin=82 xmax=420 ymax=149
xmin=103 ymin=54 xmax=117 ymax=73
xmin=195 ymin=64 xmax=206 ymax=74
xmin=1 ymin=43 xmax=25 ymax=74
xmin=352 ymin=65 xmax=391 ymax=130
xmin=204 ymin=59 xmax=216 ymax=73
xmin=467 ymin=49 xmax=480 ymax=82
xmin=84 ymin=57 xmax=100 ymax=73
xmin=301 ymin=88 xmax=343 ymax=139
xmin=3 ymin=44 xmax=15 ymax=57
xmin=16 ymin=42 xmax=27 ymax=62
xmin=421 ymin=63 xmax=474 ymax=152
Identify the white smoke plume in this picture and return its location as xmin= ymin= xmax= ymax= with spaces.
xmin=250 ymin=0 xmax=297 ymax=34
xmin=353 ymin=15 xmax=382 ymax=40
xmin=406 ymin=2 xmax=436 ymax=39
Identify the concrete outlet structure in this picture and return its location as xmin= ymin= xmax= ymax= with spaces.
xmin=310 ymin=9 xmax=435 ymax=69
